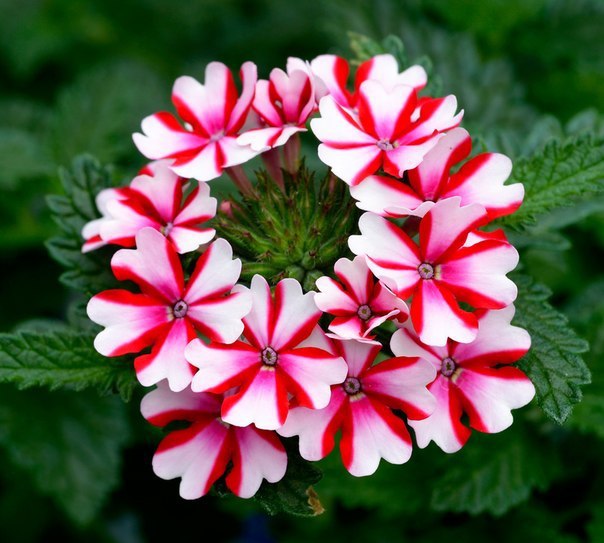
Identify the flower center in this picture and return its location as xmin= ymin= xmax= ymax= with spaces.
xmin=418 ymin=262 xmax=435 ymax=280
xmin=357 ymin=304 xmax=373 ymax=321
xmin=161 ymin=222 xmax=174 ymax=237
xmin=210 ymin=130 xmax=225 ymax=142
xmin=376 ymin=139 xmax=395 ymax=151
xmin=441 ymin=357 xmax=457 ymax=377
xmin=172 ymin=300 xmax=188 ymax=319
xmin=261 ymin=346 xmax=278 ymax=367
xmin=343 ymin=376 xmax=362 ymax=395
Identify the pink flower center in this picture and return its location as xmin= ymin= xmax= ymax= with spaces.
xmin=357 ymin=304 xmax=373 ymax=321
xmin=441 ymin=357 xmax=457 ymax=377
xmin=210 ymin=130 xmax=225 ymax=142
xmin=161 ymin=222 xmax=174 ymax=237
xmin=418 ymin=262 xmax=435 ymax=280
xmin=376 ymin=139 xmax=396 ymax=151
xmin=261 ymin=346 xmax=278 ymax=367
xmin=173 ymin=300 xmax=188 ymax=319
xmin=343 ymin=376 xmax=362 ymax=395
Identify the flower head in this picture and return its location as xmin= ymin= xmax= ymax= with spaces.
xmin=391 ymin=306 xmax=534 ymax=452
xmin=278 ymin=339 xmax=436 ymax=476
xmin=87 ymin=228 xmax=251 ymax=391
xmin=133 ymin=61 xmax=259 ymax=181
xmin=141 ymin=382 xmax=287 ymax=499
xmin=185 ymin=275 xmax=348 ymax=430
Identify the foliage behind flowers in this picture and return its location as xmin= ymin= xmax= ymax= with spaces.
xmin=1 ymin=1 xmax=604 ymax=542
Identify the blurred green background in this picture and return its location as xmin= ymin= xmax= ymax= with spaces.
xmin=1 ymin=0 xmax=604 ymax=541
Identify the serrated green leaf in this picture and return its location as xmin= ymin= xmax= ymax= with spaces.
xmin=513 ymin=274 xmax=591 ymax=424
xmin=499 ymin=136 xmax=604 ymax=230
xmin=0 ymin=330 xmax=136 ymax=401
xmin=431 ymin=425 xmax=561 ymax=516
xmin=0 ymin=385 xmax=130 ymax=525
xmin=254 ymin=440 xmax=323 ymax=517
xmin=45 ymin=155 xmax=118 ymax=296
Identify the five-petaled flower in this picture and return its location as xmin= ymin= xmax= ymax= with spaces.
xmin=185 ymin=275 xmax=348 ymax=430
xmin=133 ymin=61 xmax=259 ymax=181
xmin=315 ymin=255 xmax=408 ymax=343
xmin=278 ymin=339 xmax=436 ymax=476
xmin=349 ymin=197 xmax=519 ymax=346
xmin=87 ymin=228 xmax=251 ymax=391
xmin=141 ymin=382 xmax=287 ymax=499
xmin=85 ymin=160 xmax=217 ymax=254
xmin=390 ymin=306 xmax=534 ymax=452
xmin=311 ymin=78 xmax=463 ymax=186
xmin=350 ymin=128 xmax=525 ymax=219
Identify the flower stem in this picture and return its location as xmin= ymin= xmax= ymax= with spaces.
xmin=261 ymin=148 xmax=285 ymax=191
xmin=284 ymin=134 xmax=301 ymax=176
xmin=225 ymin=165 xmax=254 ymax=196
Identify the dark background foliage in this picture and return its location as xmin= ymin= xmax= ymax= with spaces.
xmin=1 ymin=0 xmax=604 ymax=541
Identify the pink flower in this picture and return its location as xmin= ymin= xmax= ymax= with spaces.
xmin=236 ymin=64 xmax=315 ymax=152
xmin=133 ymin=62 xmax=259 ymax=181
xmin=315 ymin=255 xmax=408 ymax=343
xmin=87 ymin=228 xmax=251 ymax=391
xmin=141 ymin=383 xmax=287 ymax=499
xmin=350 ymin=128 xmax=524 ymax=220
xmin=185 ymin=275 xmax=348 ymax=430
xmin=391 ymin=306 xmax=534 ymax=452
xmin=82 ymin=187 xmax=129 ymax=253
xmin=307 ymin=53 xmax=427 ymax=109
xmin=90 ymin=160 xmax=217 ymax=254
xmin=278 ymin=339 xmax=436 ymax=476
xmin=349 ymin=197 xmax=519 ymax=346
xmin=311 ymin=80 xmax=463 ymax=186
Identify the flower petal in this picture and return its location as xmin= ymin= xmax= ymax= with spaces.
xmin=349 ymin=174 xmax=424 ymax=217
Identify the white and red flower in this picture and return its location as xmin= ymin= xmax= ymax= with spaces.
xmin=391 ymin=306 xmax=534 ymax=453
xmin=349 ymin=197 xmax=519 ymax=346
xmin=236 ymin=64 xmax=315 ymax=152
xmin=133 ymin=61 xmax=259 ymax=181
xmin=141 ymin=382 xmax=287 ymax=499
xmin=307 ymin=54 xmax=427 ymax=109
xmin=87 ymin=228 xmax=251 ymax=391
xmin=311 ymin=79 xmax=463 ymax=186
xmin=350 ymin=128 xmax=524 ymax=219
xmin=185 ymin=275 xmax=348 ymax=430
xmin=315 ymin=255 xmax=408 ymax=343
xmin=278 ymin=339 xmax=436 ymax=476
xmin=82 ymin=187 xmax=130 ymax=253
xmin=90 ymin=160 xmax=217 ymax=254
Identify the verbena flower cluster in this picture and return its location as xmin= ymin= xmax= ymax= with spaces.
xmin=84 ymin=54 xmax=535 ymax=500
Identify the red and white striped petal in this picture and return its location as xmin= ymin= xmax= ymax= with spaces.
xmin=100 ymin=199 xmax=158 ymax=247
xmin=184 ymin=239 xmax=242 ymax=303
xmin=296 ymin=324 xmax=336 ymax=353
xmin=168 ymin=225 xmax=216 ymax=254
xmin=349 ymin=174 xmax=425 ymax=217
xmin=327 ymin=316 xmax=369 ymax=342
xmin=227 ymin=426 xmax=287 ymax=498
xmin=402 ymin=95 xmax=463 ymax=143
xmin=111 ymin=228 xmax=184 ymax=303
xmin=452 ymin=306 xmax=530 ymax=367
xmin=334 ymin=255 xmax=374 ymax=305
xmin=340 ymin=396 xmax=413 ymax=476
xmin=221 ymin=367 xmax=289 ymax=430
xmin=82 ymin=187 xmax=129 ymax=252
xmin=443 ymin=153 xmax=524 ymax=219
xmin=317 ymin=143 xmax=382 ymax=186
xmin=408 ymin=375 xmax=471 ymax=453
xmin=455 ymin=366 xmax=535 ymax=433
xmin=237 ymin=125 xmax=305 ymax=152
xmin=270 ymin=279 xmax=322 ymax=351
xmin=310 ymin=55 xmax=352 ymax=108
xmin=369 ymin=282 xmax=410 ymax=321
xmin=419 ymin=197 xmax=487 ymax=264
xmin=170 ymin=141 xmax=223 ymax=181
xmin=348 ymin=213 xmax=420 ymax=298
xmin=141 ymin=382 xmax=221 ymax=426
xmin=335 ymin=338 xmax=380 ymax=378
xmin=174 ymin=181 xmax=216 ymax=225
xmin=187 ymin=339 xmax=259 ymax=393
xmin=135 ymin=318 xmax=197 ymax=391
xmin=88 ymin=290 xmax=170 ymax=356
xmin=235 ymin=275 xmax=273 ymax=350
xmin=357 ymin=80 xmax=416 ymax=141
xmin=411 ymin=280 xmax=478 ymax=346
xmin=314 ymin=277 xmax=358 ymax=316
xmin=362 ymin=357 xmax=436 ymax=420
xmin=130 ymin=164 xmax=181 ymax=221
xmin=217 ymin=135 xmax=261 ymax=169
xmin=152 ymin=419 xmax=232 ymax=499
xmin=278 ymin=347 xmax=348 ymax=409
xmin=270 ymin=68 xmax=314 ymax=123
xmin=408 ymin=128 xmax=472 ymax=201
xmin=440 ymin=240 xmax=519 ymax=309
xmin=356 ymin=55 xmax=427 ymax=93
xmin=390 ymin=325 xmax=447 ymax=368
xmin=227 ymin=61 xmax=258 ymax=133
xmin=382 ymin=133 xmax=445 ymax=178
xmin=278 ymin=387 xmax=347 ymax=461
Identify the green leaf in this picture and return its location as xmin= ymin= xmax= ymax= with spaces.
xmin=431 ymin=425 xmax=561 ymax=516
xmin=0 ymin=385 xmax=130 ymax=525
xmin=0 ymin=330 xmax=137 ymax=401
xmin=254 ymin=440 xmax=324 ymax=517
xmin=513 ymin=274 xmax=591 ymax=424
xmin=498 ymin=136 xmax=604 ymax=230
xmin=45 ymin=154 xmax=118 ymax=296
